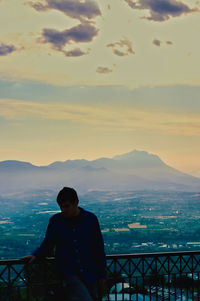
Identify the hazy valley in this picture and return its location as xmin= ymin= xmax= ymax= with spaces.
xmin=1 ymin=150 xmax=200 ymax=259
xmin=1 ymin=189 xmax=200 ymax=259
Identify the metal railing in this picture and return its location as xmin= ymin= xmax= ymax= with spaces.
xmin=1 ymin=251 xmax=200 ymax=300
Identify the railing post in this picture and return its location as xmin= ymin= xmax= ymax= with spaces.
xmin=180 ymin=254 xmax=183 ymax=301
xmin=7 ymin=263 xmax=11 ymax=301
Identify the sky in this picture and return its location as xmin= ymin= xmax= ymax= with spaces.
xmin=0 ymin=0 xmax=200 ymax=174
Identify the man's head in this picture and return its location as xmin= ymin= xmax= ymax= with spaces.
xmin=57 ymin=187 xmax=80 ymax=218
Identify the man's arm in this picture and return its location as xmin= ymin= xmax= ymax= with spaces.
xmin=21 ymin=254 xmax=36 ymax=264
xmin=92 ymin=215 xmax=107 ymax=280
xmin=22 ymin=216 xmax=56 ymax=263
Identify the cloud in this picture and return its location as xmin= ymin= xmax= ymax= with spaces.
xmin=166 ymin=40 xmax=173 ymax=45
xmin=124 ymin=0 xmax=199 ymax=21
xmin=38 ymin=22 xmax=98 ymax=55
xmin=96 ymin=66 xmax=113 ymax=74
xmin=107 ymin=39 xmax=135 ymax=56
xmin=0 ymin=43 xmax=17 ymax=56
xmin=28 ymin=0 xmax=101 ymax=21
xmin=153 ymin=39 xmax=173 ymax=46
xmin=152 ymin=39 xmax=162 ymax=46
xmin=64 ymin=47 xmax=90 ymax=57
xmin=28 ymin=1 xmax=101 ymax=57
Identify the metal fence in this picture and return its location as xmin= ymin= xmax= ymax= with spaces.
xmin=1 ymin=251 xmax=200 ymax=300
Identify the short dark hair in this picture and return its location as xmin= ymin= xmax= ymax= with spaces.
xmin=57 ymin=187 xmax=79 ymax=205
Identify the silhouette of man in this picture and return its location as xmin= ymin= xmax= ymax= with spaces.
xmin=23 ymin=187 xmax=106 ymax=301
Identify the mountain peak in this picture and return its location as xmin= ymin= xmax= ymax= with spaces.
xmin=113 ymin=149 xmax=163 ymax=161
xmin=113 ymin=149 xmax=144 ymax=159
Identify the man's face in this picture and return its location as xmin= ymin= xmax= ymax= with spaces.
xmin=59 ymin=200 xmax=78 ymax=219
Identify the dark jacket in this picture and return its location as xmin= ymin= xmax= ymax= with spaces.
xmin=33 ymin=208 xmax=106 ymax=283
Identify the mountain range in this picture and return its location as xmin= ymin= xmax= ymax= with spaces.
xmin=0 ymin=150 xmax=200 ymax=195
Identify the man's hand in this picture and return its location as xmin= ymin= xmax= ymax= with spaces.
xmin=21 ymin=255 xmax=36 ymax=264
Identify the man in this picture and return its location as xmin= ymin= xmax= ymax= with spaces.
xmin=23 ymin=187 xmax=106 ymax=301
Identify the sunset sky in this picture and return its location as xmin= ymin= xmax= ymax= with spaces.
xmin=0 ymin=0 xmax=200 ymax=174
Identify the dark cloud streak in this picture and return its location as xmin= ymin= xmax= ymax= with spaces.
xmin=153 ymin=39 xmax=162 ymax=46
xmin=64 ymin=47 xmax=90 ymax=57
xmin=124 ymin=0 xmax=199 ymax=21
xmin=29 ymin=1 xmax=101 ymax=57
xmin=152 ymin=39 xmax=173 ymax=46
xmin=39 ymin=22 xmax=98 ymax=56
xmin=0 ymin=43 xmax=17 ymax=56
xmin=28 ymin=0 xmax=101 ymax=21
xmin=96 ymin=66 xmax=113 ymax=74
xmin=166 ymin=40 xmax=173 ymax=45
xmin=107 ymin=39 xmax=135 ymax=56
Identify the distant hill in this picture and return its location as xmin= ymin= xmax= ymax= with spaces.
xmin=0 ymin=150 xmax=200 ymax=195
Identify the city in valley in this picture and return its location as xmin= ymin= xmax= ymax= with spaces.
xmin=1 ymin=190 xmax=200 ymax=259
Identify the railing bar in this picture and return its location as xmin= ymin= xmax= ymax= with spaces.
xmin=44 ymin=261 xmax=48 ymax=299
xmin=186 ymin=272 xmax=189 ymax=301
xmin=149 ymin=283 xmax=151 ymax=301
xmin=142 ymin=272 xmax=145 ymax=301
xmin=192 ymin=255 xmax=198 ymax=272
xmin=27 ymin=266 xmax=31 ymax=301
xmin=10 ymin=264 xmax=28 ymax=286
xmin=0 ymin=265 xmax=9 ymax=286
xmin=180 ymin=272 xmax=183 ymax=301
xmin=142 ymin=257 xmax=145 ymax=301
xmin=128 ymin=256 xmax=131 ymax=301
xmin=2 ymin=250 xmax=200 ymax=265
xmin=167 ymin=255 xmax=170 ymax=301
xmin=143 ymin=257 xmax=155 ymax=275
xmin=157 ymin=256 xmax=167 ymax=275
xmin=7 ymin=264 xmax=12 ymax=301
xmin=136 ymin=276 xmax=138 ymax=301
xmin=179 ymin=256 xmax=182 ymax=301
xmin=133 ymin=258 xmax=142 ymax=277
xmin=191 ymin=255 xmax=194 ymax=300
xmin=155 ymin=257 xmax=158 ymax=301
xmin=122 ymin=281 xmax=124 ymax=301
xmin=113 ymin=258 xmax=128 ymax=276
xmin=169 ymin=256 xmax=180 ymax=274
xmin=114 ymin=258 xmax=117 ymax=301
xmin=0 ymin=264 xmax=7 ymax=277
xmin=174 ymin=273 xmax=177 ymax=301
xmin=105 ymin=250 xmax=200 ymax=260
xmin=181 ymin=255 xmax=192 ymax=273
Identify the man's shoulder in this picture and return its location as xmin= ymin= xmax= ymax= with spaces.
xmin=81 ymin=208 xmax=98 ymax=221
xmin=49 ymin=212 xmax=62 ymax=222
